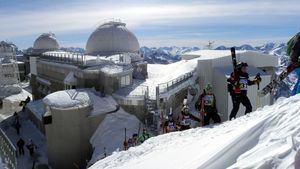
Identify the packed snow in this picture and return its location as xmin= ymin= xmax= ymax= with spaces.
xmin=26 ymin=100 xmax=45 ymax=120
xmin=43 ymin=89 xmax=92 ymax=108
xmin=90 ymin=95 xmax=300 ymax=169
xmin=89 ymin=109 xmax=141 ymax=165
xmin=0 ymin=89 xmax=32 ymax=121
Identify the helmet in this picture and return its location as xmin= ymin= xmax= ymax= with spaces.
xmin=182 ymin=105 xmax=189 ymax=113
xmin=237 ymin=62 xmax=248 ymax=70
xmin=205 ymin=84 xmax=213 ymax=93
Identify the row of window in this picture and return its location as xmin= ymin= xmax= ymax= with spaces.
xmin=120 ymin=75 xmax=131 ymax=87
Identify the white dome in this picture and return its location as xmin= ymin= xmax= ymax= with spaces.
xmin=33 ymin=33 xmax=59 ymax=51
xmin=86 ymin=21 xmax=140 ymax=56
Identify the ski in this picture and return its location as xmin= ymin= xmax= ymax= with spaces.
xmin=231 ymin=47 xmax=238 ymax=70
xmin=258 ymin=64 xmax=296 ymax=97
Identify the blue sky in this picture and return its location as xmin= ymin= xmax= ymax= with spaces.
xmin=0 ymin=0 xmax=299 ymax=49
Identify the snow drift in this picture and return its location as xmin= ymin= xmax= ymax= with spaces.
xmin=90 ymin=95 xmax=300 ymax=169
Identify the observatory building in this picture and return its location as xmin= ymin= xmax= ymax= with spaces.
xmin=29 ymin=21 xmax=147 ymax=101
xmin=27 ymin=21 xmax=148 ymax=168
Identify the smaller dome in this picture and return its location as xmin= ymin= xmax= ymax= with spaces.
xmin=33 ymin=33 xmax=59 ymax=51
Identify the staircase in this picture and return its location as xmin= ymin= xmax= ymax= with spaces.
xmin=145 ymin=98 xmax=157 ymax=112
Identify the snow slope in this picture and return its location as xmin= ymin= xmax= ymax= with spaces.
xmin=90 ymin=95 xmax=300 ymax=169
xmin=131 ymin=58 xmax=198 ymax=99
xmin=89 ymin=109 xmax=141 ymax=165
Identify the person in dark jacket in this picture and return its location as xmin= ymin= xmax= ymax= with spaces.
xmin=26 ymin=139 xmax=36 ymax=157
xmin=163 ymin=112 xmax=177 ymax=133
xmin=179 ymin=105 xmax=200 ymax=131
xmin=199 ymin=84 xmax=221 ymax=126
xmin=17 ymin=138 xmax=25 ymax=155
xmin=227 ymin=62 xmax=261 ymax=120
xmin=287 ymin=32 xmax=300 ymax=95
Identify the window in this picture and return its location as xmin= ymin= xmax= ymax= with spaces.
xmin=120 ymin=75 xmax=131 ymax=87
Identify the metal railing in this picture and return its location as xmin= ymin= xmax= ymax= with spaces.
xmin=0 ymin=128 xmax=17 ymax=169
xmin=157 ymin=71 xmax=195 ymax=94
xmin=40 ymin=52 xmax=85 ymax=66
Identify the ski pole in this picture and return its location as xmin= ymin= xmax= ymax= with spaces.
xmin=124 ymin=128 xmax=128 ymax=150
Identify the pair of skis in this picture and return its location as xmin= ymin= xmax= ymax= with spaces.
xmin=230 ymin=47 xmax=294 ymax=97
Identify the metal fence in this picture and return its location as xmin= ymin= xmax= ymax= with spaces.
xmin=158 ymin=71 xmax=195 ymax=94
xmin=0 ymin=128 xmax=17 ymax=169
xmin=40 ymin=52 xmax=85 ymax=66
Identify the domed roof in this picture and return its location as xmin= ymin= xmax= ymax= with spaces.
xmin=86 ymin=21 xmax=140 ymax=56
xmin=33 ymin=33 xmax=59 ymax=51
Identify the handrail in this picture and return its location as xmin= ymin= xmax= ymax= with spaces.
xmin=0 ymin=128 xmax=17 ymax=169
xmin=157 ymin=70 xmax=195 ymax=94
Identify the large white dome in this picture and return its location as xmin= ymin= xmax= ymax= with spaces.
xmin=33 ymin=33 xmax=59 ymax=51
xmin=86 ymin=21 xmax=140 ymax=56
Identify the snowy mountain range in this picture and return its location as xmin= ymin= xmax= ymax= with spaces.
xmin=140 ymin=46 xmax=200 ymax=64
xmin=44 ymin=43 xmax=288 ymax=65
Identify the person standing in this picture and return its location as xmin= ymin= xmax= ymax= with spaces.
xmin=179 ymin=105 xmax=200 ymax=131
xmin=227 ymin=62 xmax=261 ymax=120
xmin=287 ymin=32 xmax=300 ymax=96
xmin=138 ymin=128 xmax=152 ymax=143
xmin=17 ymin=138 xmax=25 ymax=156
xmin=199 ymin=84 xmax=221 ymax=126
xmin=128 ymin=133 xmax=138 ymax=147
xmin=163 ymin=112 xmax=177 ymax=133
xmin=26 ymin=139 xmax=36 ymax=157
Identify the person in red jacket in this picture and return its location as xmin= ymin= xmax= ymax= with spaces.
xmin=227 ymin=62 xmax=261 ymax=120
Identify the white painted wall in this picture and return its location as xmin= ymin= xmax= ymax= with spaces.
xmin=213 ymin=67 xmax=271 ymax=120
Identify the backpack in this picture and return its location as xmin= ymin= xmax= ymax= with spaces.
xmin=287 ymin=33 xmax=300 ymax=62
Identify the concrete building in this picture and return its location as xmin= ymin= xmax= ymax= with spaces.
xmin=42 ymin=89 xmax=119 ymax=169
xmin=182 ymin=50 xmax=278 ymax=121
xmin=0 ymin=41 xmax=20 ymax=86
xmin=29 ymin=22 xmax=147 ymax=101
xmin=0 ymin=41 xmax=31 ymax=117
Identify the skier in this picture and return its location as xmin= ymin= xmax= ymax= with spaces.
xmin=128 ymin=133 xmax=138 ymax=147
xmin=227 ymin=62 xmax=261 ymax=120
xmin=287 ymin=32 xmax=300 ymax=95
xmin=26 ymin=139 xmax=36 ymax=157
xmin=179 ymin=105 xmax=200 ymax=131
xmin=138 ymin=128 xmax=151 ymax=143
xmin=163 ymin=112 xmax=177 ymax=133
xmin=199 ymin=84 xmax=221 ymax=126
xmin=17 ymin=138 xmax=25 ymax=156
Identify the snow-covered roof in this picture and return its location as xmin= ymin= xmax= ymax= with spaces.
xmin=125 ymin=58 xmax=199 ymax=99
xmin=89 ymin=95 xmax=300 ymax=169
xmin=43 ymin=89 xmax=118 ymax=115
xmin=0 ymin=85 xmax=22 ymax=99
xmin=182 ymin=49 xmax=246 ymax=60
xmin=43 ymin=89 xmax=91 ymax=109
xmin=4 ymin=89 xmax=31 ymax=102
xmin=89 ymin=109 xmax=141 ymax=165
xmin=26 ymin=100 xmax=46 ymax=120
